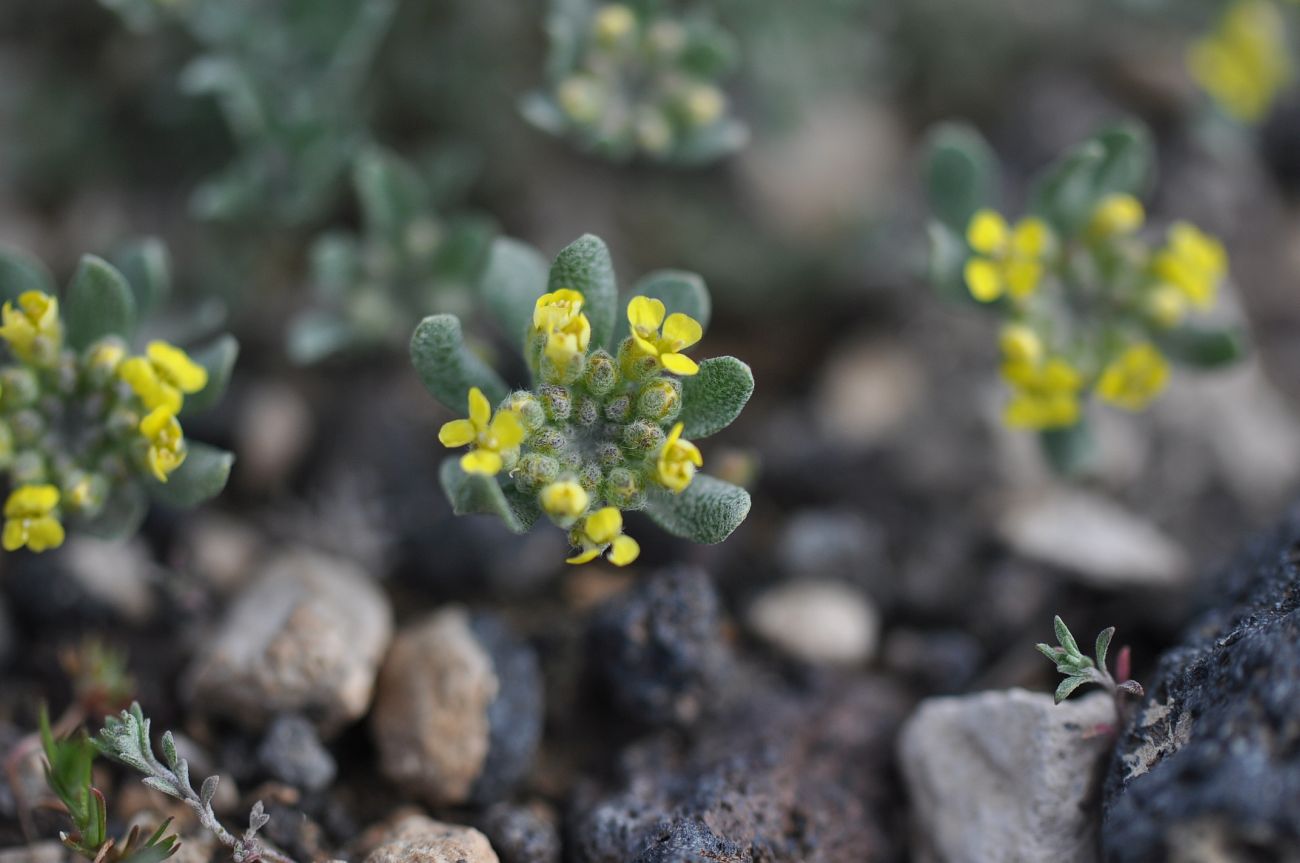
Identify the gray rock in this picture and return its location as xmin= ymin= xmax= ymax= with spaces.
xmin=479 ymin=802 xmax=560 ymax=863
xmin=362 ymin=813 xmax=499 ymax=863
xmin=776 ymin=508 xmax=887 ymax=583
xmin=0 ymin=842 xmax=70 ymax=863
xmin=257 ymin=714 xmax=337 ymax=793
xmin=235 ymin=379 xmax=314 ymax=493
xmin=61 ymin=537 xmax=158 ymax=623
xmin=746 ymin=580 xmax=879 ymax=666
xmin=1102 ymin=502 xmax=1300 ymax=860
xmin=899 ymin=688 xmax=1115 ymax=863
xmin=371 ymin=608 xmax=542 ymax=806
xmin=184 ymin=549 xmax=393 ymax=736
xmin=997 ymin=488 xmax=1189 ymax=589
xmin=813 ymin=338 xmax=925 ymax=450
xmin=571 ymin=677 xmax=908 ymax=862
xmin=587 ymin=567 xmax=729 ymax=726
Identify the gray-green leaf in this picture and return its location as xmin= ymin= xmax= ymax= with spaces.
xmin=410 ymin=314 xmax=509 ymax=412
xmin=147 ymin=443 xmax=234 ymax=508
xmin=1095 ymin=626 xmax=1115 ymax=673
xmin=438 ymin=458 xmax=539 ymax=534
xmin=481 ymin=237 xmax=550 ymax=350
xmin=645 ymin=474 xmax=751 ymax=544
xmin=679 ymin=356 xmax=753 ymax=439
xmin=1054 ymin=615 xmax=1081 ymax=657
xmin=1157 ymin=325 xmax=1248 ymax=369
xmin=111 ymin=238 xmax=171 ymax=317
xmin=65 ymin=255 xmax=137 ymax=349
xmin=0 ymin=248 xmax=55 ymax=304
xmin=1054 ymin=675 xmax=1090 ymax=704
xmin=180 ymin=335 xmax=239 ymax=417
xmin=547 ymin=234 xmax=618 ymax=350
xmin=923 ymin=122 xmax=1000 ymax=231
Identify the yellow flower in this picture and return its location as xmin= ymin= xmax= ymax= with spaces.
xmin=682 ymin=85 xmax=725 ymax=127
xmin=627 ymin=297 xmax=703 ymax=375
xmin=1088 ymin=194 xmax=1145 ymax=239
xmin=534 ymin=289 xmax=592 ymax=369
xmin=963 ymin=211 xmax=1054 ymax=303
xmin=438 ymin=387 xmax=525 ymax=476
xmin=119 ymin=341 xmax=209 ymax=414
xmin=0 ymin=291 xmax=63 ymax=365
xmin=999 ymin=323 xmax=1044 ymax=366
xmin=557 ymin=75 xmax=604 ymax=124
xmin=87 ymin=339 xmax=127 ymax=374
xmin=593 ymin=3 xmax=637 ymax=45
xmin=656 ymin=422 xmax=702 ymax=493
xmin=566 ymin=506 xmax=640 ymax=566
xmin=2 ymin=484 xmax=64 ymax=553
xmin=140 ymin=406 xmax=188 ymax=483
xmin=1188 ymin=0 xmax=1290 ymax=123
xmin=1002 ymin=357 xmax=1084 ymax=430
xmin=540 ymin=480 xmax=590 ymax=520
xmin=1152 ymin=222 xmax=1227 ymax=310
xmin=1097 ymin=343 xmax=1170 ymax=411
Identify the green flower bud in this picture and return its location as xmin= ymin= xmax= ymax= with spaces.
xmin=540 ymin=384 xmax=573 ymax=422
xmin=514 ymin=453 xmax=560 ymax=493
xmin=618 ymin=337 xmax=660 ymax=382
xmin=96 ymin=452 xmax=129 ymax=482
xmin=574 ymin=395 xmax=600 ymax=427
xmin=10 ymin=409 xmax=44 ymax=447
xmin=106 ymin=406 xmax=141 ymax=441
xmin=504 ymin=391 xmax=547 ymax=432
xmin=636 ymin=377 xmax=682 ymax=422
xmin=11 ymin=450 xmax=46 ymax=485
xmin=584 ymin=349 xmax=619 ymax=396
xmin=634 ymin=107 xmax=674 ymax=157
xmin=62 ymin=469 xmax=108 ymax=517
xmin=54 ymin=350 xmax=79 ymax=395
xmin=604 ymin=394 xmax=632 ymax=423
xmin=579 ymin=461 xmax=603 ymax=494
xmin=647 ymin=19 xmax=686 ymax=59
xmin=596 ymin=440 xmax=624 ymax=468
xmin=0 ymin=421 xmax=12 ymax=468
xmin=622 ymin=418 xmax=665 ymax=453
xmin=0 ymin=367 xmax=39 ymax=409
xmin=558 ymin=75 xmax=605 ymax=125
xmin=604 ymin=466 xmax=644 ymax=509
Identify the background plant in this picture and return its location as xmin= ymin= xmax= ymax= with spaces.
xmin=923 ymin=119 xmax=1249 ymax=474
xmin=411 ymin=233 xmax=754 ymax=565
xmin=0 ymin=241 xmax=236 ymax=552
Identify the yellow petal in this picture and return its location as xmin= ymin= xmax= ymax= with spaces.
xmin=541 ymin=481 xmax=589 ymax=519
xmin=964 ymin=258 xmax=1003 ymax=302
xmin=1010 ymin=218 xmax=1052 ymax=258
xmin=566 ymin=547 xmax=603 ymax=565
xmin=147 ymin=341 xmax=208 ymax=394
xmin=584 ymin=507 xmax=623 ymax=544
xmin=680 ymin=439 xmax=703 ymax=467
xmin=999 ymin=324 xmax=1042 ymax=365
xmin=628 ymin=296 xmax=666 ymax=332
xmin=140 ymin=405 xmax=178 ymax=441
xmin=660 ymin=353 xmax=699 ymax=376
xmin=5 ymin=484 xmax=59 ymax=518
xmin=461 ymin=449 xmax=503 ymax=476
xmin=26 ymin=517 xmax=64 ymax=552
xmin=966 ymin=210 xmax=1008 ymax=255
xmin=662 ymin=313 xmax=702 ymax=350
xmin=665 ymin=422 xmax=683 ymax=448
xmin=1004 ymin=260 xmax=1044 ymax=299
xmin=632 ymin=332 xmax=660 ymax=358
xmin=439 ymin=418 xmax=477 ymax=448
xmin=2 ymin=520 xmax=24 ymax=551
xmin=467 ymin=387 xmax=491 ymax=429
xmin=490 ymin=410 xmax=525 ymax=449
xmin=608 ymin=534 xmax=640 ymax=566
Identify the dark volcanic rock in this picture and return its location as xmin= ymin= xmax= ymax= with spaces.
xmin=1102 ymin=503 xmax=1300 ymax=861
xmin=569 ymin=677 xmax=909 ymax=863
xmin=469 ymin=614 xmax=545 ymax=805
xmin=257 ymin=714 xmax=337 ymax=793
xmin=479 ymin=802 xmax=561 ymax=863
xmin=586 ymin=566 xmax=729 ymax=726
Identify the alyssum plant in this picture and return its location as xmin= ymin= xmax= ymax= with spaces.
xmin=412 ymin=233 xmax=753 ymax=566
xmin=923 ymin=119 xmax=1247 ymax=472
xmin=0 ymin=242 xmax=236 ymax=552
xmin=523 ymin=0 xmax=748 ymax=164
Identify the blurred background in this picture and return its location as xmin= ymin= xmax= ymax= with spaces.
xmin=0 ymin=0 xmax=1298 ymax=859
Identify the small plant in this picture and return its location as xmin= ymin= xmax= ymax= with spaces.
xmin=99 ymin=0 xmax=399 ymax=225
xmin=288 ymin=146 xmax=495 ymax=363
xmin=61 ymin=638 xmax=137 ymax=721
xmin=40 ymin=707 xmax=180 ymax=863
xmin=0 ymin=243 xmax=236 ymax=553
xmin=95 ymin=704 xmax=297 ymax=863
xmin=412 ymin=233 xmax=754 ymax=567
xmin=1037 ymin=615 xmax=1144 ymax=705
xmin=522 ymin=1 xmax=748 ymax=164
xmin=923 ymin=120 xmax=1248 ymax=473
xmin=1188 ymin=0 xmax=1291 ymax=124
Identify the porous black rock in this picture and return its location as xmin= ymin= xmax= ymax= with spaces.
xmin=257 ymin=713 xmax=337 ymax=793
xmin=469 ymin=613 xmax=545 ymax=805
xmin=586 ymin=566 xmax=729 ymax=726
xmin=479 ymin=801 xmax=561 ymax=863
xmin=569 ymin=677 xmax=908 ymax=863
xmin=1102 ymin=503 xmax=1300 ymax=861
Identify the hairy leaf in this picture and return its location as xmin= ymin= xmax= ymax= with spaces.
xmin=438 ymin=458 xmax=539 ymax=534
xmin=146 ymin=443 xmax=234 ymax=508
xmin=66 ymin=256 xmax=137 ymax=349
xmin=547 ymin=235 xmax=618 ymax=350
xmin=679 ymin=356 xmax=753 ymax=439
xmin=645 ymin=474 xmax=751 ymax=544
xmin=1157 ymin=325 xmax=1248 ymax=369
xmin=181 ymin=335 xmax=239 ymax=417
xmin=1054 ymin=675 xmax=1090 ymax=703
xmin=0 ymin=247 xmax=56 ymax=304
xmin=410 ymin=314 xmax=509 ymax=412
xmin=924 ymin=123 xmax=1000 ymax=231
xmin=481 ymin=237 xmax=550 ymax=349
xmin=111 ymin=238 xmax=171 ymax=318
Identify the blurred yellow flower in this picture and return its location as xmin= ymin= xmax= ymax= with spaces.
xmin=593 ymin=4 xmax=637 ymax=45
xmin=566 ymin=506 xmax=640 ymax=566
xmin=1002 ymin=357 xmax=1084 ymax=430
xmin=120 ymin=341 xmax=209 ymax=414
xmin=0 ymin=291 xmax=62 ymax=365
xmin=2 ymin=484 xmax=64 ymax=552
xmin=140 ymin=406 xmax=187 ymax=483
xmin=963 ymin=211 xmax=1054 ymax=303
xmin=627 ymin=296 xmax=703 ymax=375
xmin=1097 ymin=343 xmax=1170 ymax=411
xmin=1088 ymin=194 xmax=1145 ymax=239
xmin=1152 ymin=222 xmax=1227 ymax=310
xmin=656 ymin=422 xmax=702 ymax=493
xmin=439 ymin=387 xmax=525 ymax=476
xmin=999 ymin=323 xmax=1044 ymax=366
xmin=1188 ymin=0 xmax=1291 ymax=123
xmin=540 ymin=480 xmax=589 ymax=520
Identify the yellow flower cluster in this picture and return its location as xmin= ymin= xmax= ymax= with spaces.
xmin=533 ymin=289 xmax=593 ymax=372
xmin=627 ymin=296 xmax=703 ymax=375
xmin=2 ymin=484 xmax=64 ymax=553
xmin=1188 ymin=0 xmax=1291 ymax=123
xmin=438 ymin=387 xmax=525 ymax=476
xmin=0 ymin=291 xmax=63 ymax=365
xmin=116 ymin=340 xmax=208 ymax=484
xmin=970 ymin=191 xmax=1228 ymax=431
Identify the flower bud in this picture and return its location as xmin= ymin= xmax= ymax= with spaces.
xmin=504 ymin=391 xmax=547 ymax=432
xmin=530 ymin=426 xmax=567 ymax=454
xmin=579 ymin=461 xmax=603 ymax=494
xmin=584 ymin=349 xmax=618 ymax=396
xmin=595 ymin=440 xmax=624 ymax=468
xmin=540 ymin=384 xmax=573 ymax=422
xmin=618 ymin=337 xmax=660 ymax=381
xmin=681 ymin=84 xmax=725 ymax=127
xmin=622 ymin=418 xmax=666 ymax=453
xmin=1146 ymin=284 xmax=1187 ymax=329
xmin=540 ymin=480 xmax=590 ymax=523
xmin=999 ymin=323 xmax=1043 ymax=365
xmin=558 ymin=75 xmax=605 ymax=125
xmin=604 ymin=467 xmax=644 ymax=508
xmin=0 ymin=367 xmax=39 ymax=409
xmin=0 ymin=421 xmax=12 ymax=469
xmin=9 ymin=409 xmax=44 ymax=447
xmin=515 ymin=453 xmax=560 ymax=493
xmin=574 ymin=394 xmax=600 ymax=427
xmin=11 ymin=450 xmax=46 ymax=485
xmin=62 ymin=470 xmax=108 ymax=517
xmin=647 ymin=19 xmax=686 ymax=59
xmin=604 ymin=394 xmax=632 ymax=423
xmin=634 ymin=108 xmax=674 ymax=156
xmin=636 ymin=377 xmax=682 ymax=422
xmin=592 ymin=4 xmax=637 ymax=47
